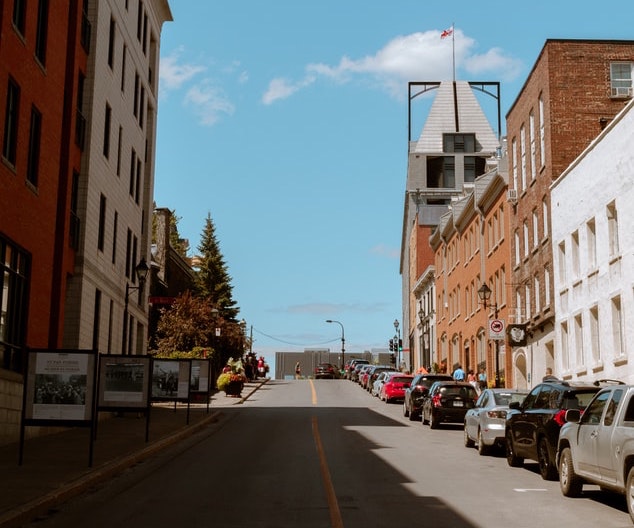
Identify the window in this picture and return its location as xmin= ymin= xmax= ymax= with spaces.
xmin=534 ymin=274 xmax=541 ymax=314
xmin=561 ymin=321 xmax=569 ymax=371
xmin=426 ymin=156 xmax=455 ymax=188
xmin=520 ymin=125 xmax=527 ymax=191
xmin=12 ymin=0 xmax=27 ymax=36
xmin=27 ymin=107 xmax=42 ymax=187
xmin=574 ymin=313 xmax=584 ymax=367
xmin=587 ymin=218 xmax=596 ymax=270
xmin=112 ymin=211 xmax=118 ymax=264
xmin=0 ymin=235 xmax=30 ymax=373
xmin=103 ymin=103 xmax=112 ymax=158
xmin=571 ymin=230 xmax=580 ymax=279
xmin=525 ymin=284 xmax=531 ymax=320
xmin=3 ymin=79 xmax=20 ymax=165
xmin=514 ymin=230 xmax=520 ymax=266
xmin=70 ymin=171 xmax=80 ymax=250
xmin=542 ymin=198 xmax=549 ymax=240
xmin=590 ymin=305 xmax=600 ymax=363
xmin=98 ymin=194 xmax=106 ymax=252
xmin=464 ymin=156 xmax=486 ymax=182
xmin=92 ymin=289 xmax=101 ymax=351
xmin=137 ymin=1 xmax=144 ymax=40
xmin=558 ymin=241 xmax=566 ymax=284
xmin=35 ymin=0 xmax=49 ymax=65
xmin=544 ymin=267 xmax=551 ymax=307
xmin=75 ymin=72 xmax=86 ymax=149
xmin=523 ymin=222 xmax=529 ymax=258
xmin=107 ymin=18 xmax=116 ymax=69
xmin=539 ymin=94 xmax=545 ymax=167
xmin=532 ymin=209 xmax=539 ymax=249
xmin=443 ymin=133 xmax=475 ymax=153
xmin=610 ymin=62 xmax=633 ymax=97
xmin=121 ymin=44 xmax=127 ymax=92
xmin=512 ymin=137 xmax=518 ymax=192
xmin=607 ymin=201 xmax=619 ymax=257
xmin=116 ymin=126 xmax=122 ymax=176
xmin=611 ymin=295 xmax=624 ymax=357
xmin=529 ymin=110 xmax=536 ymax=181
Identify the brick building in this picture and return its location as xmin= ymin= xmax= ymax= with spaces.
xmin=506 ymin=39 xmax=634 ymax=387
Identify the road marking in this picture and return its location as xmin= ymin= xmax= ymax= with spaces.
xmin=312 ymin=416 xmax=344 ymax=528
xmin=513 ymin=488 xmax=548 ymax=492
xmin=309 ymin=379 xmax=318 ymax=405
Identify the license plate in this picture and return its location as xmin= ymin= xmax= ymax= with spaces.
xmin=453 ymin=400 xmax=464 ymax=407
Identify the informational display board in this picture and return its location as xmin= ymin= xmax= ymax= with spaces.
xmin=150 ymin=358 xmax=192 ymax=402
xmin=20 ymin=349 xmax=97 ymax=465
xmin=97 ymin=355 xmax=151 ymax=410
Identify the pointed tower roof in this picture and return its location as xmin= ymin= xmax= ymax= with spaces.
xmin=413 ymin=81 xmax=499 ymax=153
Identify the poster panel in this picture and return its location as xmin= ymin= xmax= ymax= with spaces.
xmin=151 ymin=359 xmax=192 ymax=401
xmin=190 ymin=359 xmax=211 ymax=393
xmin=98 ymin=355 xmax=150 ymax=409
xmin=24 ymin=350 xmax=96 ymax=422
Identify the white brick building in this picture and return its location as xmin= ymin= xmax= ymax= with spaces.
xmin=63 ymin=1 xmax=172 ymax=354
xmin=551 ymin=99 xmax=634 ymax=383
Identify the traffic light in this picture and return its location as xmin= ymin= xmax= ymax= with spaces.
xmin=389 ymin=339 xmax=394 ymax=351
xmin=390 ymin=353 xmax=396 ymax=364
xmin=398 ymin=339 xmax=403 ymax=351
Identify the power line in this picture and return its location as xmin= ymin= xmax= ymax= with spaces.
xmin=252 ymin=327 xmax=339 ymax=348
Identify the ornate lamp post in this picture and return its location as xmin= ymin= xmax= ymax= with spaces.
xmin=122 ymin=258 xmax=150 ymax=355
xmin=326 ymin=320 xmax=345 ymax=371
xmin=477 ymin=283 xmax=501 ymax=388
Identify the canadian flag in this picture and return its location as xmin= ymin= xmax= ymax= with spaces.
xmin=441 ymin=27 xmax=453 ymax=39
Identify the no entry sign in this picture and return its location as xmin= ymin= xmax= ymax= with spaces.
xmin=489 ymin=318 xmax=505 ymax=340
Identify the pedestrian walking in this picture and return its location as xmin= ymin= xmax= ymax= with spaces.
xmin=295 ymin=362 xmax=301 ymax=379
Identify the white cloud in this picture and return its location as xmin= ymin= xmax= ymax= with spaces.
xmin=159 ymin=48 xmax=206 ymax=92
xmin=370 ymin=244 xmax=400 ymax=259
xmin=185 ymin=82 xmax=235 ymax=126
xmin=262 ymin=29 xmax=523 ymax=103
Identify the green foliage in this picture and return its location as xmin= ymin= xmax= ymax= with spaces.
xmin=195 ymin=213 xmax=239 ymax=320
xmin=152 ymin=346 xmax=215 ymax=360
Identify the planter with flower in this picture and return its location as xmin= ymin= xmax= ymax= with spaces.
xmin=216 ymin=357 xmax=248 ymax=397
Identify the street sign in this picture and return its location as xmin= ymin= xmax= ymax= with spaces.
xmin=489 ymin=318 xmax=505 ymax=340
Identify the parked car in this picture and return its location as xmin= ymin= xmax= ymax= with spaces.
xmin=422 ymin=381 xmax=478 ymax=429
xmin=505 ymin=379 xmax=610 ymax=480
xmin=464 ymin=388 xmax=528 ymax=455
xmin=403 ymin=373 xmax=453 ymax=421
xmin=345 ymin=359 xmax=369 ymax=380
xmin=556 ymin=384 xmax=634 ymax=520
xmin=371 ymin=371 xmax=397 ymax=397
xmin=364 ymin=366 xmax=394 ymax=392
xmin=314 ymin=363 xmax=339 ymax=379
xmin=350 ymin=363 xmax=370 ymax=383
xmin=380 ymin=374 xmax=414 ymax=403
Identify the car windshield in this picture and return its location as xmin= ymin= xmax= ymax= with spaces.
xmin=565 ymin=390 xmax=600 ymax=410
xmin=391 ymin=377 xmax=412 ymax=384
xmin=494 ymin=392 xmax=527 ymax=406
xmin=439 ymin=385 xmax=477 ymax=398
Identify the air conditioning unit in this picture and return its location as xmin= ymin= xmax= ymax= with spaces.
xmin=507 ymin=189 xmax=518 ymax=203
xmin=612 ymin=86 xmax=633 ymax=98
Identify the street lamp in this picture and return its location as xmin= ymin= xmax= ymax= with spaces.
xmin=122 ymin=258 xmax=150 ymax=355
xmin=394 ymin=319 xmax=401 ymax=370
xmin=326 ymin=320 xmax=345 ymax=371
xmin=477 ymin=283 xmax=500 ymax=388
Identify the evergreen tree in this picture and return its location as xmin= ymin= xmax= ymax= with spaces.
xmin=195 ymin=212 xmax=239 ymax=320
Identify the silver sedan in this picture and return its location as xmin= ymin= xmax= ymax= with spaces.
xmin=464 ymin=388 xmax=528 ymax=455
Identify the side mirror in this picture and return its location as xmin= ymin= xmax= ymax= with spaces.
xmin=565 ymin=409 xmax=581 ymax=423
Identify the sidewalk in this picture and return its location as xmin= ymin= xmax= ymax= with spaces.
xmin=0 ymin=379 xmax=268 ymax=528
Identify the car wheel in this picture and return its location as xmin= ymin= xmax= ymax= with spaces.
xmin=408 ymin=408 xmax=419 ymax=422
xmin=538 ymin=437 xmax=558 ymax=480
xmin=422 ymin=408 xmax=429 ymax=425
xmin=464 ymin=426 xmax=475 ymax=448
xmin=559 ymin=447 xmax=583 ymax=497
xmin=477 ymin=429 xmax=490 ymax=456
xmin=429 ymin=411 xmax=439 ymax=429
xmin=506 ymin=430 xmax=523 ymax=467
xmin=626 ymin=467 xmax=634 ymax=523
xmin=403 ymin=402 xmax=409 ymax=417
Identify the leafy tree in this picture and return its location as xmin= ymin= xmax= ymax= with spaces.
xmin=195 ymin=213 xmax=239 ymax=320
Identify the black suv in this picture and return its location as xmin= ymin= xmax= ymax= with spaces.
xmin=422 ymin=381 xmax=479 ymax=429
xmin=403 ymin=373 xmax=453 ymax=421
xmin=505 ymin=379 xmax=606 ymax=480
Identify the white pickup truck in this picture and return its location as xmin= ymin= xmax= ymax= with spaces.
xmin=556 ymin=384 xmax=634 ymax=522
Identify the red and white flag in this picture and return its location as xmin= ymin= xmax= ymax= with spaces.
xmin=441 ymin=27 xmax=453 ymax=39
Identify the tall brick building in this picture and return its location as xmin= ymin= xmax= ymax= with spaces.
xmin=506 ymin=39 xmax=634 ymax=387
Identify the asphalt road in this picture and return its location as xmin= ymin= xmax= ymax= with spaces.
xmin=23 ymin=379 xmax=631 ymax=527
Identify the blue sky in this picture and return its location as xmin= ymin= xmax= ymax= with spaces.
xmin=154 ymin=1 xmax=633 ymax=366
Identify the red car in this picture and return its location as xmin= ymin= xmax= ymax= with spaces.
xmin=380 ymin=373 xmax=414 ymax=403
